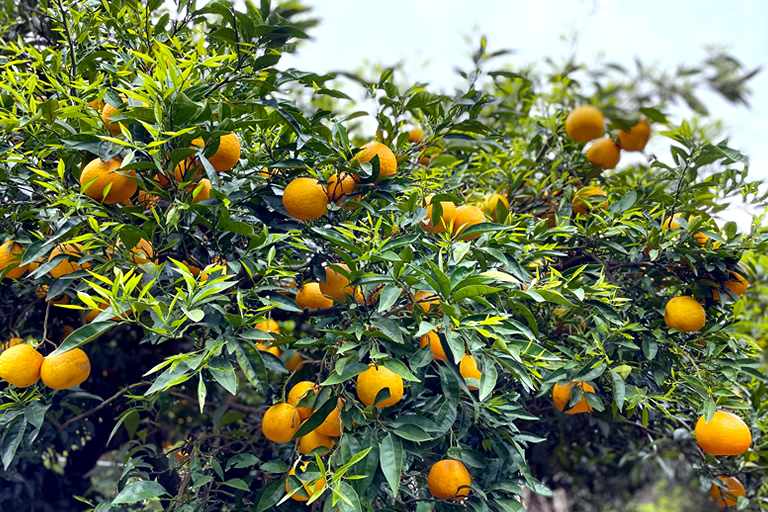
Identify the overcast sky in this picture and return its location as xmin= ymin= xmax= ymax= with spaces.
xmin=280 ymin=0 xmax=768 ymax=229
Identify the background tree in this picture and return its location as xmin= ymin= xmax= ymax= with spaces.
xmin=0 ymin=1 xmax=765 ymax=511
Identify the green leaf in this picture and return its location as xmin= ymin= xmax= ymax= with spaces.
xmin=233 ymin=340 xmax=268 ymax=392
xmin=1 ymin=417 xmax=26 ymax=470
xmin=478 ymin=360 xmax=498 ymax=401
xmin=610 ymin=370 xmax=626 ymax=412
xmin=382 ymin=359 xmax=420 ymax=382
xmin=254 ymin=480 xmax=285 ymax=512
xmin=293 ymin=397 xmax=339 ymax=439
xmin=50 ymin=322 xmax=114 ymax=356
xmin=321 ymin=361 xmax=368 ymax=385
xmin=453 ymin=284 xmax=502 ymax=301
xmin=379 ymin=433 xmax=403 ymax=497
xmin=112 ymin=481 xmax=169 ymax=504
xmin=221 ymin=478 xmax=250 ymax=491
xmin=377 ymin=284 xmax=401 ymax=313
xmin=393 ymin=424 xmax=431 ymax=442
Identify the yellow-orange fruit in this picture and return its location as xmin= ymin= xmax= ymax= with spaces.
xmin=452 ymin=205 xmax=485 ymax=241
xmin=664 ymin=296 xmax=706 ymax=332
xmin=352 ymin=142 xmax=397 ymax=180
xmin=286 ymin=463 xmax=324 ymax=502
xmin=0 ymin=240 xmax=28 ymax=279
xmin=48 ymin=244 xmax=90 ymax=278
xmin=101 ymin=95 xmax=127 ymax=134
xmin=327 ymin=173 xmax=357 ymax=204
xmin=408 ymin=128 xmax=424 ymax=144
xmin=80 ymin=158 xmax=137 ymax=204
xmin=408 ymin=290 xmax=441 ymax=314
xmin=191 ymin=178 xmax=212 ymax=203
xmin=586 ymin=138 xmax=621 ymax=169
xmin=695 ymin=411 xmax=752 ymax=456
xmin=295 ymin=282 xmax=333 ymax=311
xmin=618 ymin=120 xmax=651 ymax=152
xmin=288 ymin=381 xmax=318 ymax=421
xmin=285 ymin=353 xmax=306 ymax=372
xmin=319 ymin=263 xmax=358 ymax=302
xmin=261 ymin=403 xmax=300 ymax=443
xmin=314 ymin=398 xmax=344 ymax=437
xmin=130 ymin=239 xmax=155 ymax=265
xmin=421 ymin=196 xmax=457 ymax=234
xmin=480 ymin=193 xmax=509 ymax=222
xmin=192 ymin=132 xmax=241 ymax=172
xmin=709 ymin=476 xmax=746 ymax=508
xmin=419 ymin=330 xmax=447 ymax=361
xmin=565 ymin=106 xmax=604 ymax=143
xmin=0 ymin=343 xmax=43 ymax=387
xmin=572 ymin=186 xmax=608 ymax=216
xmin=427 ymin=459 xmax=471 ymax=500
xmin=283 ymin=178 xmax=329 ymax=221
xmin=40 ymin=348 xmax=91 ymax=389
xmin=356 ymin=365 xmax=404 ymax=408
xmin=459 ymin=355 xmax=482 ymax=391
xmin=552 ymin=381 xmax=595 ymax=415
xmin=297 ymin=427 xmax=334 ymax=456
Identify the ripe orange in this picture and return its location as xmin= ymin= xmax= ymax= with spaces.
xmin=586 ymin=138 xmax=621 ymax=170
xmin=709 ymin=476 xmax=746 ymax=508
xmin=695 ymin=411 xmax=752 ymax=456
xmin=314 ymin=398 xmax=344 ymax=437
xmin=297 ymin=426 xmax=334 ymax=456
xmin=664 ymin=296 xmax=706 ymax=332
xmin=285 ymin=352 xmax=306 ymax=372
xmin=0 ymin=240 xmax=28 ymax=279
xmin=453 ymin=205 xmax=485 ymax=240
xmin=552 ymin=381 xmax=595 ymax=415
xmin=261 ymin=403 xmax=301 ymax=443
xmin=288 ymin=381 xmax=318 ymax=421
xmin=356 ymin=364 xmax=404 ymax=408
xmin=295 ymin=282 xmax=333 ymax=311
xmin=326 ymin=172 xmax=357 ymax=204
xmin=618 ymin=120 xmax=651 ymax=152
xmin=86 ymin=97 xmax=104 ymax=111
xmin=420 ymin=329 xmax=447 ymax=361
xmin=80 ymin=157 xmax=137 ymax=204
xmin=572 ymin=186 xmax=608 ymax=216
xmin=352 ymin=142 xmax=397 ymax=181
xmin=662 ymin=214 xmax=710 ymax=246
xmin=40 ymin=348 xmax=91 ymax=389
xmin=720 ymin=270 xmax=749 ymax=298
xmin=190 ymin=178 xmax=212 ymax=203
xmin=192 ymin=132 xmax=241 ymax=172
xmin=565 ymin=106 xmax=604 ymax=143
xmin=0 ymin=343 xmax=43 ymax=387
xmin=480 ymin=193 xmax=509 ymax=222
xmin=286 ymin=463 xmax=325 ymax=502
xmin=101 ymin=95 xmax=127 ymax=134
xmin=421 ymin=196 xmax=457 ymax=234
xmin=427 ymin=459 xmax=471 ymax=500
xmin=256 ymin=343 xmax=281 ymax=357
xmin=255 ymin=319 xmax=280 ymax=334
xmin=459 ymin=355 xmax=482 ymax=391
xmin=283 ymin=177 xmax=329 ymax=221
xmin=48 ymin=244 xmax=90 ymax=278
xmin=1 ymin=337 xmax=24 ymax=352
xmin=130 ymin=239 xmax=155 ymax=265
xmin=319 ymin=263 xmax=361 ymax=302
xmin=407 ymin=128 xmax=424 ymax=144
xmin=408 ymin=291 xmax=441 ymax=314
xmin=137 ymin=190 xmax=160 ymax=208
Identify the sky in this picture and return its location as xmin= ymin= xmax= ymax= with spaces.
xmin=279 ymin=0 xmax=768 ymax=229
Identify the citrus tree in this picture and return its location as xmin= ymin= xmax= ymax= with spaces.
xmin=0 ymin=1 xmax=766 ymax=511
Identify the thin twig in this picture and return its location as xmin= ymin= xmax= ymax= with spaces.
xmin=58 ymin=381 xmax=149 ymax=431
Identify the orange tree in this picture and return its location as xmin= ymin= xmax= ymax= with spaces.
xmin=0 ymin=1 xmax=766 ymax=511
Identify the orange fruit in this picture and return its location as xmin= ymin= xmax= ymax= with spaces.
xmin=1 ymin=337 xmax=24 ymax=351
xmin=420 ymin=329 xmax=447 ymax=361
xmin=662 ymin=213 xmax=711 ymax=246
xmin=565 ymin=105 xmax=604 ymax=143
xmin=0 ymin=240 xmax=28 ymax=279
xmin=352 ymin=142 xmax=397 ymax=181
xmin=256 ymin=343 xmax=281 ymax=357
xmin=452 ymin=204 xmax=485 ymax=241
xmin=709 ymin=476 xmax=746 ymax=508
xmin=427 ymin=459 xmax=471 ymax=500
xmin=480 ymin=193 xmax=509 ymax=222
xmin=326 ymin=172 xmax=357 ymax=204
xmin=137 ymin=190 xmax=160 ymax=208
xmin=0 ymin=343 xmax=43 ymax=387
xmin=552 ymin=381 xmax=595 ymax=415
xmin=255 ymin=319 xmax=280 ymax=335
xmin=459 ymin=355 xmax=482 ymax=391
xmin=297 ymin=426 xmax=334 ymax=456
xmin=408 ymin=290 xmax=441 ymax=314
xmin=130 ymin=239 xmax=155 ymax=265
xmin=314 ymin=398 xmax=344 ymax=437
xmin=80 ymin=157 xmax=137 ymax=204
xmin=572 ymin=186 xmax=608 ymax=216
xmin=586 ymin=138 xmax=621 ymax=170
xmin=286 ymin=463 xmax=324 ymax=502
xmin=101 ymin=94 xmax=127 ymax=134
xmin=40 ymin=348 xmax=91 ymax=389
xmin=695 ymin=411 xmax=752 ymax=456
xmin=664 ymin=296 xmax=705 ymax=332
xmin=618 ymin=120 xmax=651 ymax=152
xmin=261 ymin=403 xmax=301 ymax=443
xmin=407 ymin=128 xmax=424 ymax=144
xmin=192 ymin=132 xmax=241 ymax=172
xmin=48 ymin=244 xmax=90 ymax=278
xmin=190 ymin=178 xmax=212 ymax=203
xmin=356 ymin=364 xmax=404 ymax=408
xmin=60 ymin=325 xmax=75 ymax=342
xmin=283 ymin=177 xmax=329 ymax=221
xmin=421 ymin=196 xmax=457 ymax=234
xmin=295 ymin=282 xmax=333 ymax=311
xmin=288 ymin=381 xmax=318 ymax=421
xmin=723 ymin=270 xmax=749 ymax=297
xmin=86 ymin=97 xmax=104 ymax=111
xmin=319 ymin=263 xmax=361 ymax=302
xmin=285 ymin=352 xmax=306 ymax=372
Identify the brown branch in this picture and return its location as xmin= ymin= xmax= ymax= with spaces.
xmin=58 ymin=381 xmax=149 ymax=431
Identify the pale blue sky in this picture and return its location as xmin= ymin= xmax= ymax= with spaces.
xmin=280 ymin=0 xmax=768 ymax=228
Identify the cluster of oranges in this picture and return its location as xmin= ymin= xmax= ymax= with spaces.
xmin=565 ymin=105 xmax=651 ymax=170
xmin=0 ymin=340 xmax=90 ymax=390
